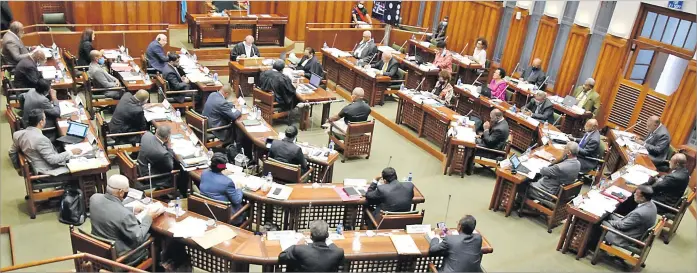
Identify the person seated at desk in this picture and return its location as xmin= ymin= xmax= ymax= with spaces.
xmin=279 ymin=220 xmax=345 ymax=272
xmin=109 ymin=89 xmax=150 ymax=144
xmin=366 ymin=51 xmax=398 ymax=80
xmin=528 ymin=142 xmax=581 ymax=202
xmin=366 ymin=167 xmax=415 ymax=216
xmin=162 ymin=52 xmax=192 ymax=103
xmin=488 ymin=68 xmax=507 ymax=101
xmin=634 ymin=115 xmax=671 ymax=168
xmin=259 ymin=60 xmax=298 ymax=111
xmin=2 ymin=21 xmax=30 ymax=66
xmin=20 ymin=83 xmax=60 ymax=129
xmin=269 ymin=126 xmax=309 ymax=174
xmin=648 ymin=153 xmax=690 ymax=208
xmin=326 ymin=87 xmax=371 ymax=139
xmin=523 ymin=91 xmax=554 ymax=124
xmin=352 ymin=31 xmax=377 ymax=64
xmin=145 ymin=34 xmax=168 ymax=72
xmin=520 ymin=58 xmax=546 ymax=88
xmin=433 ymin=41 xmax=452 ymax=73
xmin=295 ymin=47 xmax=323 ymax=79
xmin=428 ymin=215 xmax=483 ymax=272
xmin=13 ymin=50 xmax=51 ymax=90
xmin=470 ymin=37 xmax=488 ymax=68
xmin=89 ymin=174 xmax=164 ymax=265
xmin=475 ymin=109 xmax=509 ymax=154
xmin=88 ymin=50 xmax=123 ymax=99
xmin=230 ymin=35 xmax=260 ymax=61
xmin=431 ymin=70 xmax=454 ymax=105
xmin=200 ymin=153 xmax=245 ymax=226
xmin=351 ymin=0 xmax=372 ymax=28
xmin=572 ymin=78 xmax=600 ymax=116
xmin=77 ymin=28 xmax=97 ymax=66
xmin=569 ymin=119 xmax=601 ymax=173
xmin=202 ymin=84 xmax=242 ymax=144
xmin=9 ymin=109 xmax=81 ymax=176
xmin=429 ymin=16 xmax=448 ymax=44
xmin=136 ymin=126 xmax=177 ymax=189
xmin=601 ymin=185 xmax=657 ymax=248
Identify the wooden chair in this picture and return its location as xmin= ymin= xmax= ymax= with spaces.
xmin=518 ymin=181 xmax=584 ymax=233
xmin=363 ymin=209 xmax=425 ymax=230
xmin=473 ymin=131 xmax=512 ymax=169
xmin=188 ymin=192 xmax=251 ymax=229
xmin=383 ymin=68 xmax=407 ymax=100
xmin=15 ymin=152 xmax=76 ymax=219
xmin=185 ymin=109 xmax=231 ymax=148
xmin=141 ymin=53 xmax=158 ymax=75
xmin=579 ymin=138 xmax=610 ymax=185
xmin=95 ymin=112 xmax=145 ymax=155
xmin=115 ymin=150 xmax=181 ymax=200
xmin=83 ymin=72 xmax=125 ymax=118
xmin=262 ymin=158 xmax=313 ymax=184
xmin=2 ymin=76 xmax=30 ymax=109
xmin=62 ymin=49 xmax=88 ymax=91
xmin=591 ymin=216 xmax=667 ymax=271
xmin=327 ymin=120 xmax=375 ymax=162
xmin=652 ymin=189 xmax=695 ymax=244
xmin=1 ymin=226 xmax=16 ymax=266
xmin=69 ymin=225 xmax=155 ymax=272
xmin=253 ymin=87 xmax=289 ymax=125
xmin=5 ymin=103 xmax=57 ymax=135
xmin=154 ymin=73 xmax=198 ymax=111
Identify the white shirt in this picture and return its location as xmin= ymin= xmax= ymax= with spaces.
xmin=244 ymin=43 xmax=253 ymax=57
xmin=472 ymin=48 xmax=487 ymax=68
xmin=354 ymin=41 xmax=368 ymax=57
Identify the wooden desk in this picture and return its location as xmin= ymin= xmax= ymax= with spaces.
xmin=321 ymin=48 xmax=392 ymax=106
xmin=186 ymin=13 xmax=287 ymax=48
xmin=604 ymin=129 xmax=657 ymax=174
xmin=392 ymin=54 xmax=440 ymax=92
xmin=407 ymin=39 xmax=437 ymax=64
xmin=443 ymin=126 xmax=478 ymax=177
xmin=293 ymin=78 xmax=338 ymax=130
xmin=452 ymin=55 xmax=485 ymax=84
xmin=395 ymin=90 xmax=459 ymax=150
xmin=228 ymin=60 xmax=269 ymax=98
xmin=43 ymin=50 xmax=74 ymax=91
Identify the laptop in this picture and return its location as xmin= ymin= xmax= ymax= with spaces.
xmin=302 ymin=73 xmax=321 ymax=90
xmin=509 ymin=154 xmax=531 ymax=174
xmin=57 ymin=121 xmax=90 ymax=144
xmin=561 ymin=95 xmax=578 ymax=107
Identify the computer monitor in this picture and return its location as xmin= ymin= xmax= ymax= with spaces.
xmin=66 ymin=121 xmax=89 ymax=138
xmin=309 ymin=73 xmax=321 ymax=88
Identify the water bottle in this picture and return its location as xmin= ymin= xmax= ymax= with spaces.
xmin=175 ymin=197 xmax=182 ymax=216
xmin=629 ymin=152 xmax=636 ymax=166
xmin=407 ymin=172 xmax=413 ymax=182
xmin=544 ymin=121 xmax=549 ymax=132
xmin=213 ymin=72 xmax=219 ymax=82
xmin=54 ymin=72 xmax=60 ymax=83
xmin=352 ymin=233 xmax=362 ymax=252
xmin=400 ymin=83 xmax=405 ymax=91
xmin=511 ymin=105 xmax=517 ymax=113
xmin=329 ymin=140 xmax=335 ymax=151
xmin=456 ymin=77 xmax=462 ymax=86
xmin=323 ymin=41 xmax=328 ymax=49
xmin=175 ymin=110 xmax=182 ymax=121
xmin=266 ymin=172 xmax=273 ymax=185
xmin=256 ymin=108 xmax=262 ymax=121
xmin=336 ymin=223 xmax=344 ymax=235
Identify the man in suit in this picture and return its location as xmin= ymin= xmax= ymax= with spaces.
xmin=367 ymin=51 xmax=398 ymax=80
xmin=428 ymin=215 xmax=483 ymax=272
xmin=326 ymin=87 xmax=371 ymax=139
xmin=429 ymin=16 xmax=448 ymax=44
xmin=2 ymin=21 xmax=31 ymax=65
xmin=13 ymin=50 xmax=51 ymax=90
xmin=90 ymin=174 xmax=163 ymax=265
xmin=295 ymin=47 xmax=323 ymax=79
xmin=571 ymin=78 xmax=601 ymax=116
xmin=571 ymin=119 xmax=601 ymax=173
xmin=162 ymin=52 xmax=191 ymax=103
xmin=521 ymin=58 xmax=546 ymax=89
xmin=87 ymin=50 xmax=122 ymax=99
xmin=476 ymin=109 xmax=509 ymax=151
xmin=230 ymin=35 xmax=260 ymax=61
xmin=648 ymin=153 xmax=690 ymax=208
xmin=365 ymin=167 xmax=415 ymax=217
xmin=136 ymin=126 xmax=177 ymax=189
xmin=269 ymin=126 xmax=309 ymax=174
xmin=145 ymin=34 xmax=168 ymax=72
xmin=352 ymin=31 xmax=377 ymax=64
xmin=20 ymin=83 xmax=60 ymax=129
xmin=109 ymin=89 xmax=150 ymax=144
xmin=602 ymin=185 xmax=657 ymax=248
xmin=279 ymin=220 xmax=345 ymax=272
xmin=529 ymin=142 xmax=581 ymax=202
xmin=635 ymin=115 xmax=671 ymax=168
xmin=259 ymin=60 xmax=298 ymax=111
xmin=8 ymin=109 xmax=81 ymax=176
xmin=523 ymin=91 xmax=554 ymax=124
xmin=202 ymin=84 xmax=241 ymax=144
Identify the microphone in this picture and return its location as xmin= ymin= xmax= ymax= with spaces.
xmin=566 ymin=84 xmax=575 ymax=97
xmin=459 ymin=43 xmax=469 ymax=56
xmin=387 ymin=155 xmax=392 ymax=167
xmin=122 ymin=33 xmax=126 ymax=50
xmin=443 ymin=194 xmax=452 ymax=224
xmin=536 ymin=76 xmax=549 ymax=91
xmin=203 ymin=200 xmax=218 ymax=227
xmin=414 ymin=77 xmax=426 ymax=92
xmin=523 ymin=143 xmax=538 ymax=156
xmin=463 ymin=109 xmax=473 ymax=118
xmin=331 ymin=33 xmax=338 ymax=48
xmin=443 ymin=36 xmax=449 ymax=42
xmin=472 ymin=72 xmax=483 ymax=85
xmin=363 ymin=50 xmax=379 ymax=66
xmin=148 ymin=163 xmax=153 ymax=200
xmin=623 ymin=121 xmax=640 ymax=132
xmin=50 ymin=31 xmax=55 ymax=47
xmin=238 ymin=83 xmax=246 ymax=98
xmin=552 ymin=114 xmax=562 ymax=127
xmin=399 ymin=39 xmax=408 ymax=53
xmin=512 ymin=63 xmax=520 ymax=77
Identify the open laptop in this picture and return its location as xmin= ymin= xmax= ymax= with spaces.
xmin=509 ymin=154 xmax=531 ymax=174
xmin=302 ymin=73 xmax=321 ymax=90
xmin=57 ymin=121 xmax=89 ymax=144
xmin=561 ymin=95 xmax=578 ymax=107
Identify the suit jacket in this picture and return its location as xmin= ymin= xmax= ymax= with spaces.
xmin=650 ymin=167 xmax=690 ymax=206
xmin=20 ymin=88 xmax=60 ymax=128
xmin=230 ymin=42 xmax=260 ymax=61
xmin=524 ymin=98 xmax=554 ymax=124
xmin=269 ymin=139 xmax=309 ymax=174
xmin=2 ymin=31 xmax=29 ymax=65
xmin=371 ymin=58 xmax=399 ymax=80
xmin=429 ymin=233 xmax=483 ymax=272
xmin=89 ymin=193 xmax=152 ymax=264
xmin=353 ymin=40 xmax=377 ymax=63
xmin=162 ymin=63 xmax=189 ymax=91
xmin=200 ymin=170 xmax=244 ymax=225
xmin=109 ymin=92 xmax=148 ymax=135
xmin=13 ymin=56 xmax=50 ymax=90
xmin=77 ymin=40 xmax=94 ymax=66
xmin=431 ymin=23 xmax=448 ymax=42
xmin=479 ymin=119 xmax=509 ymax=151
xmin=365 ymin=179 xmax=415 ymax=214
xmin=644 ymin=124 xmax=671 ymax=164
xmin=88 ymin=63 xmax=119 ymax=88
xmin=521 ymin=67 xmax=546 ymax=88
xmin=576 ymin=130 xmax=601 ymax=173
xmin=296 ymin=56 xmax=324 ymax=79
xmin=531 ymin=158 xmax=581 ymax=200
xmin=571 ymin=87 xmax=601 ymax=116
xmin=604 ymin=201 xmax=657 ymax=248
xmin=9 ymin=127 xmax=71 ymax=175
xmin=279 ymin=241 xmax=345 ymax=272
xmin=136 ymin=132 xmax=176 ymax=188
xmin=145 ymin=40 xmax=167 ymax=72
xmin=202 ymin=91 xmax=241 ymax=141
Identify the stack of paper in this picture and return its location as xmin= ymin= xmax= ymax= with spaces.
xmin=65 ymin=142 xmax=94 ymax=156
xmin=526 ymin=116 xmax=541 ymax=127
xmin=67 ymin=157 xmax=108 ymax=173
xmin=59 ymin=101 xmax=78 ymax=116
xmin=245 ymin=124 xmax=269 ymax=133
xmin=390 ymin=235 xmax=421 ymax=254
xmin=579 ymin=190 xmax=620 ymax=216
xmin=571 ymin=105 xmax=585 ymax=114
xmin=622 ymin=171 xmax=652 ymax=185
xmin=169 ymin=216 xmax=208 ymax=238
xmin=455 ymin=127 xmax=476 ymax=142
xmin=533 ymin=150 xmax=555 ymax=162
xmin=39 ymin=66 xmax=57 ymax=80
xmin=191 ymin=225 xmax=238 ymax=249
xmin=627 ymin=165 xmax=659 ymax=176
xmin=521 ymin=157 xmax=552 ymax=175
xmin=517 ymin=83 xmax=537 ymax=91
xmin=119 ymin=71 xmax=142 ymax=81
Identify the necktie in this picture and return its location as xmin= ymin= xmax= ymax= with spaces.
xmin=579 ymin=132 xmax=589 ymax=147
xmin=535 ymin=103 xmax=542 ymax=114
xmin=576 ymin=91 xmax=588 ymax=107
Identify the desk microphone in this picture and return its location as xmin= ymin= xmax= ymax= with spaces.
xmin=238 ymin=83 xmax=247 ymax=98
xmin=50 ymin=31 xmax=55 ymax=47
xmin=463 ymin=110 xmax=473 ymax=120
xmin=387 ymin=156 xmax=392 ymax=167
xmin=443 ymin=36 xmax=449 ymax=42
xmin=122 ymin=33 xmax=127 ymax=50
xmin=147 ymin=163 xmax=154 ymax=201
xmin=459 ymin=43 xmax=469 ymax=56
xmin=414 ymin=78 xmax=426 ymax=92
xmin=203 ymin=201 xmax=218 ymax=227
xmin=536 ymin=76 xmax=549 ymax=91
xmin=523 ymin=143 xmax=538 ymax=157
xmin=399 ymin=40 xmax=408 ymax=53
xmin=623 ymin=121 xmax=640 ymax=132
xmin=566 ymin=84 xmax=575 ymax=97
xmin=331 ymin=33 xmax=338 ymax=48
xmin=471 ymin=72 xmax=483 ymax=86
xmin=552 ymin=114 xmax=562 ymax=127
xmin=443 ymin=194 xmax=452 ymax=224
xmin=512 ymin=63 xmax=520 ymax=76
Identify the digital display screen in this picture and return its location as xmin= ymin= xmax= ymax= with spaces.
xmin=371 ymin=1 xmax=402 ymax=25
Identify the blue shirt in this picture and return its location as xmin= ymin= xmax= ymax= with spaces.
xmin=200 ymin=170 xmax=244 ymax=224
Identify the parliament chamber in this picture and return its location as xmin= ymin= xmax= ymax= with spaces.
xmin=0 ymin=0 xmax=696 ymax=272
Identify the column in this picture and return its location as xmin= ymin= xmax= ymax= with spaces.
xmin=431 ymin=1 xmax=444 ymax=32
xmin=518 ymin=2 xmax=546 ymax=73
xmin=417 ymin=1 xmax=427 ymax=27
xmin=576 ymin=1 xmax=616 ymax=86
xmin=493 ymin=1 xmax=517 ymax=63
xmin=545 ymin=1 xmax=580 ymax=87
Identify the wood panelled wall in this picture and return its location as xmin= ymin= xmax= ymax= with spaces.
xmin=663 ymin=60 xmax=697 ymax=145
xmin=441 ymin=1 xmax=502 ymax=56
xmin=500 ymin=7 xmax=529 ymax=74
xmin=530 ymin=15 xmax=558 ymax=71
xmin=592 ymin=35 xmax=629 ymax=128
xmin=399 ymin=1 xmax=438 ymax=28
xmin=553 ymin=25 xmax=590 ymax=96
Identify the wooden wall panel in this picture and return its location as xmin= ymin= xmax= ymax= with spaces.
xmin=530 ymin=15 xmax=558 ymax=71
xmin=7 ymin=1 xmax=35 ymax=25
xmin=592 ymin=35 xmax=629 ymax=127
xmin=663 ymin=60 xmax=697 ymax=145
xmin=553 ymin=24 xmax=590 ymax=96
xmin=500 ymin=7 xmax=529 ymax=74
xmin=441 ymin=1 xmax=502 ymax=56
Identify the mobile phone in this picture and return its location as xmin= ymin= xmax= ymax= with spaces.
xmin=437 ymin=222 xmax=447 ymax=235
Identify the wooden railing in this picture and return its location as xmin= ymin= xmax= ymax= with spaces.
xmin=0 ymin=253 xmax=147 ymax=272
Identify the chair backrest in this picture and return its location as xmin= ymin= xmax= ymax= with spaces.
xmin=253 ymin=87 xmax=274 ymax=106
xmin=263 ymin=158 xmax=303 ymax=184
xmin=141 ymin=53 xmax=150 ymax=70
xmin=42 ymin=13 xmax=66 ymax=24
xmin=5 ymin=105 xmax=21 ymax=135
xmin=185 ymin=109 xmax=209 ymax=142
xmin=377 ymin=210 xmax=425 ymax=229
xmin=154 ymin=73 xmax=167 ymax=92
xmin=95 ymin=112 xmax=108 ymax=147
xmin=557 ymin=181 xmax=584 ymax=204
xmin=396 ymin=68 xmax=406 ymax=81
xmin=62 ymin=50 xmax=78 ymax=77
xmin=69 ymin=226 xmax=117 ymax=261
xmin=637 ymin=216 xmax=667 ymax=264
xmin=188 ymin=193 xmax=232 ymax=223
xmin=347 ymin=120 xmax=375 ymax=136
xmin=116 ymin=151 xmax=138 ymax=183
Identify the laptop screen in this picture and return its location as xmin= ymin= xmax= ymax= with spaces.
xmin=309 ymin=73 xmax=321 ymax=87
xmin=510 ymin=155 xmax=521 ymax=169
xmin=67 ymin=121 xmax=89 ymax=138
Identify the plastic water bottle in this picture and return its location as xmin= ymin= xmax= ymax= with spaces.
xmin=352 ymin=233 xmax=362 ymax=252
xmin=175 ymin=110 xmax=182 ymax=121
xmin=175 ymin=197 xmax=182 ymax=216
xmin=323 ymin=41 xmax=328 ymax=49
xmin=456 ymin=77 xmax=462 ymax=86
xmin=400 ymin=83 xmax=406 ymax=91
xmin=544 ymin=121 xmax=549 ymax=132
xmin=511 ymin=105 xmax=517 ymax=113
xmin=407 ymin=172 xmax=413 ymax=182
xmin=256 ymin=108 xmax=262 ymax=121
xmin=336 ymin=223 xmax=344 ymax=235
xmin=54 ymin=72 xmax=60 ymax=83
xmin=629 ymin=151 xmax=636 ymax=166
xmin=329 ymin=140 xmax=335 ymax=151
xmin=213 ymin=72 xmax=219 ymax=82
xmin=266 ymin=172 xmax=273 ymax=184
xmin=207 ymin=148 xmax=214 ymax=159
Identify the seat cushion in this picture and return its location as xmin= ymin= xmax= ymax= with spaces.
xmin=206 ymin=133 xmax=217 ymax=141
xmin=43 ymin=13 xmax=66 ymax=24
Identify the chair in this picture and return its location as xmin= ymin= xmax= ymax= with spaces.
xmin=188 ymin=192 xmax=251 ymax=229
xmin=390 ymin=43 xmax=405 ymax=53
xmin=69 ymin=226 xmax=155 ymax=272
xmin=578 ymin=139 xmax=610 ymax=186
xmin=552 ymin=112 xmax=566 ymax=129
xmin=383 ymin=68 xmax=407 ymax=101
xmin=262 ymin=158 xmax=313 ymax=184
xmin=473 ymin=131 xmax=512 ymax=170
xmin=253 ymin=87 xmax=289 ymax=125
xmin=141 ymin=53 xmax=158 ymax=75
xmin=5 ymin=103 xmax=57 ymax=135
xmin=591 ymin=216 xmax=667 ymax=271
xmin=363 ymin=209 xmax=425 ymax=230
xmin=185 ymin=109 xmax=231 ymax=148
xmin=15 ymin=152 xmax=76 ymax=219
xmin=655 ymin=145 xmax=677 ymax=174
xmin=2 ymin=76 xmax=30 ymax=109
xmin=517 ymin=181 xmax=584 ymax=233
xmin=327 ymin=120 xmax=374 ymax=163
xmin=1 ymin=226 xmax=16 ymax=266
xmin=62 ymin=50 xmax=88 ymax=91
xmin=83 ymin=72 xmax=125 ymax=117
xmin=154 ymin=73 xmax=198 ymax=111
xmin=652 ymin=189 xmax=695 ymax=244
xmin=42 ymin=13 xmax=71 ymax=32
xmin=95 ymin=112 xmax=145 ymax=155
xmin=115 ymin=151 xmax=181 ymax=200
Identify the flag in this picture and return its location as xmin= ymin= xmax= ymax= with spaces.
xmin=181 ymin=0 xmax=188 ymax=23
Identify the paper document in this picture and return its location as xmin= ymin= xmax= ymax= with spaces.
xmin=267 ymin=230 xmax=297 ymax=241
xmin=390 ymin=235 xmax=421 ymax=254
xmin=521 ymin=157 xmax=551 ymax=175
xmin=455 ymin=127 xmax=476 ymax=142
xmin=118 ymin=72 xmax=142 ymax=81
xmin=245 ymin=124 xmax=270 ymax=133
xmin=343 ymin=178 xmax=368 ymax=188
xmin=533 ymin=150 xmax=556 ymax=162
xmin=627 ymin=164 xmax=659 ymax=176
xmin=280 ymin=237 xmax=300 ymax=251
xmin=525 ymin=117 xmax=541 ymax=127
xmin=169 ymin=216 xmax=208 ymax=238
xmin=67 ymin=158 xmax=107 ymax=173
xmin=406 ymin=224 xmax=431 ymax=234
xmin=192 ymin=225 xmax=238 ymax=249
xmin=65 ymin=142 xmax=94 ymax=156
xmin=622 ymin=171 xmax=652 ymax=185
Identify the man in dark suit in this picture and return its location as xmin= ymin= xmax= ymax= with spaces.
xmin=109 ymin=89 xmax=150 ymax=144
xmin=529 ymin=142 xmax=581 ymax=202
xmin=2 ymin=21 xmax=30 ymax=65
xmin=476 ymin=109 xmax=509 ymax=151
xmin=13 ymin=50 xmax=51 ymax=90
xmin=20 ymin=83 xmax=59 ymax=129
xmin=259 ymin=60 xmax=298 ymax=111
xmin=352 ymin=31 xmax=377 ymax=64
xmin=269 ymin=126 xmax=309 ymax=174
xmin=162 ymin=53 xmax=192 ymax=103
xmin=202 ymin=84 xmax=242 ymax=144
xmin=636 ymin=115 xmax=671 ymax=168
xmin=295 ymin=47 xmax=323 ymax=79
xmin=571 ymin=119 xmax=601 ymax=173
xmin=520 ymin=58 xmax=546 ymax=89
xmin=230 ymin=35 xmax=260 ymax=61
xmin=649 ymin=153 xmax=690 ymax=208
xmin=279 ymin=220 xmax=345 ymax=272
xmin=145 ymin=34 xmax=168 ymax=72
xmin=428 ymin=215 xmax=483 ymax=272
xmin=367 ymin=51 xmax=399 ymax=80
xmin=523 ymin=91 xmax=554 ymax=124
xmin=602 ymin=185 xmax=657 ymax=248
xmin=428 ymin=16 xmax=448 ymax=44
xmin=365 ymin=167 xmax=415 ymax=216
xmin=136 ymin=126 xmax=176 ymax=189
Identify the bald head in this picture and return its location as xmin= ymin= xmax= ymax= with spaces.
xmin=245 ymin=35 xmax=255 ymax=45
xmin=156 ymin=34 xmax=167 ymax=46
xmin=31 ymin=50 xmax=46 ymax=65
xmin=670 ymin=153 xmax=687 ymax=170
xmin=584 ymin=119 xmax=598 ymax=132
xmin=647 ymin=115 xmax=661 ymax=132
xmin=490 ymin=109 xmax=503 ymax=121
xmin=351 ymin=87 xmax=365 ymax=101
xmin=583 ymin=78 xmax=595 ymax=91
xmin=362 ymin=31 xmax=372 ymax=42
xmin=532 ymin=58 xmax=542 ymax=68
xmin=9 ymin=21 xmax=23 ymax=36
xmin=89 ymin=50 xmax=102 ymax=62
xmin=106 ymin=174 xmax=130 ymax=197
xmin=382 ymin=51 xmax=392 ymax=62
xmin=135 ymin=89 xmax=149 ymax=102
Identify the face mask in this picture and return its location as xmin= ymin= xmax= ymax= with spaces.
xmin=98 ymin=57 xmax=105 ymax=65
xmin=531 ymin=66 xmax=539 ymax=71
xmin=357 ymin=3 xmax=364 ymax=8
xmin=439 ymin=80 xmax=446 ymax=85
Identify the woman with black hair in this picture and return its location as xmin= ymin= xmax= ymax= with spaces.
xmin=77 ymin=28 xmax=96 ymax=66
xmin=199 ymin=153 xmax=244 ymax=225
